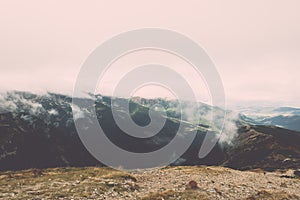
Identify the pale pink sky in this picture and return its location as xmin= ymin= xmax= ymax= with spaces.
xmin=0 ymin=0 xmax=300 ymax=107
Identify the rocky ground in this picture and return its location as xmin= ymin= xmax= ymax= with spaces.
xmin=0 ymin=166 xmax=299 ymax=200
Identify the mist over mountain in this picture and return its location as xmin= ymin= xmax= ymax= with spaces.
xmin=238 ymin=106 xmax=300 ymax=132
xmin=0 ymin=91 xmax=299 ymax=171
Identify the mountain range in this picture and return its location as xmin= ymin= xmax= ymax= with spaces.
xmin=0 ymin=91 xmax=299 ymax=171
xmin=238 ymin=106 xmax=300 ymax=132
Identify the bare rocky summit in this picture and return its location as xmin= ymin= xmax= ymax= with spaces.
xmin=0 ymin=166 xmax=299 ymax=199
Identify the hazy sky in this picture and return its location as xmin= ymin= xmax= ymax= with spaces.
xmin=1 ymin=0 xmax=300 ymax=107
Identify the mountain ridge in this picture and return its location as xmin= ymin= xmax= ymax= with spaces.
xmin=0 ymin=91 xmax=299 ymax=171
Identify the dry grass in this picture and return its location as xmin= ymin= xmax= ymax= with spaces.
xmin=0 ymin=167 xmax=136 ymax=199
xmin=141 ymin=189 xmax=212 ymax=200
xmin=246 ymin=190 xmax=300 ymax=200
xmin=0 ymin=166 xmax=299 ymax=199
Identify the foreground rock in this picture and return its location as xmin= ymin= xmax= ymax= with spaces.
xmin=0 ymin=166 xmax=299 ymax=199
